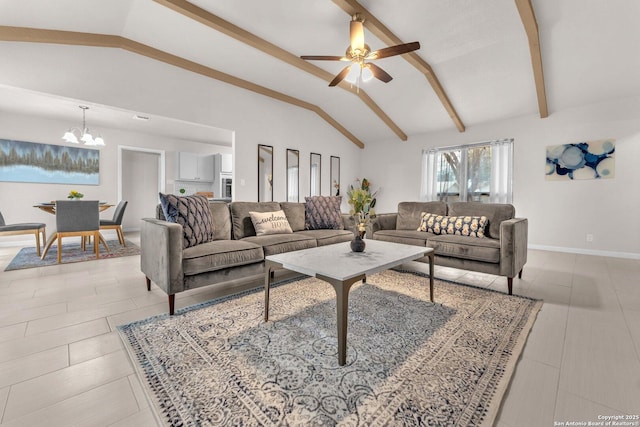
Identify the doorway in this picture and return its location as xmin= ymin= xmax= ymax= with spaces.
xmin=118 ymin=146 xmax=165 ymax=232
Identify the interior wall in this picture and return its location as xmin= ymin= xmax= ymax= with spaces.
xmin=0 ymin=112 xmax=230 ymax=244
xmin=121 ymin=150 xmax=159 ymax=232
xmin=0 ymin=44 xmax=363 ymax=211
xmin=360 ymin=96 xmax=640 ymax=258
xmin=0 ymin=92 xmax=362 ymax=245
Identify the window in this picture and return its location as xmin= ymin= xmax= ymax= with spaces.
xmin=421 ymin=139 xmax=513 ymax=203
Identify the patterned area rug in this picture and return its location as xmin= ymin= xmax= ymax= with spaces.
xmin=119 ymin=270 xmax=541 ymax=426
xmin=4 ymin=239 xmax=140 ymax=271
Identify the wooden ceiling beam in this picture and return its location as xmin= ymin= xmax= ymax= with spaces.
xmin=515 ymin=0 xmax=549 ymax=118
xmin=332 ymin=0 xmax=466 ymax=133
xmin=0 ymin=25 xmax=364 ymax=148
xmin=153 ymin=0 xmax=407 ymax=141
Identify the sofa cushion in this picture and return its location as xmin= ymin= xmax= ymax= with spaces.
xmin=159 ymin=193 xmax=215 ymax=249
xmin=426 ymin=234 xmax=500 ymax=263
xmin=418 ymin=213 xmax=488 ymax=238
xmin=372 ymin=229 xmax=429 ymax=247
xmin=295 ymin=229 xmax=354 ymax=246
xmin=242 ymin=233 xmax=317 ymax=256
xmin=304 ymin=196 xmax=344 ymax=230
xmin=182 ymin=240 xmax=264 ymax=276
xmin=397 ymin=202 xmax=447 ymax=230
xmin=249 ymin=210 xmax=293 ymax=236
xmin=230 ymin=201 xmax=282 ymax=239
xmin=157 ymin=201 xmax=231 ymax=241
xmin=448 ymin=202 xmax=515 ymax=239
xmin=280 ymin=202 xmax=306 ymax=231
xmin=209 ymin=202 xmax=232 ymax=240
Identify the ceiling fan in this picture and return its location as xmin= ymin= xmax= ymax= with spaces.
xmin=300 ymin=14 xmax=420 ymax=87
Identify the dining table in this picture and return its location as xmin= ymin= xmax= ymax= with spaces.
xmin=33 ymin=201 xmax=113 ymax=260
xmin=33 ymin=201 xmax=114 ymax=215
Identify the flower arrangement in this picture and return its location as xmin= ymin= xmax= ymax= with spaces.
xmin=347 ymin=178 xmax=378 ymax=237
xmin=67 ymin=190 xmax=84 ymax=199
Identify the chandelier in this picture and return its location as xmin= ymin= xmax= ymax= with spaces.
xmin=62 ymin=105 xmax=105 ymax=146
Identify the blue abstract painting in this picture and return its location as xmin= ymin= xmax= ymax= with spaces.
xmin=0 ymin=138 xmax=99 ymax=185
xmin=545 ymin=139 xmax=615 ymax=181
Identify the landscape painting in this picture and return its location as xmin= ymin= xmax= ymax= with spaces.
xmin=545 ymin=139 xmax=615 ymax=181
xmin=0 ymin=138 xmax=100 ymax=185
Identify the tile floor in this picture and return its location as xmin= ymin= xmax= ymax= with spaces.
xmin=0 ymin=234 xmax=639 ymax=426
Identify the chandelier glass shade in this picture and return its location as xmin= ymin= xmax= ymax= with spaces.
xmin=62 ymin=106 xmax=105 ymax=146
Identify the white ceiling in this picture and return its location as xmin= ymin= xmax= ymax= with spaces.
xmin=0 ymin=0 xmax=638 ymax=147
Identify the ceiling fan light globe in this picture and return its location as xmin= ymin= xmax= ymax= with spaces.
xmin=345 ymin=64 xmax=360 ymax=84
xmin=361 ymin=64 xmax=374 ymax=82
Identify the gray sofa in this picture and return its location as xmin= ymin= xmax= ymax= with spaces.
xmin=371 ymin=201 xmax=528 ymax=294
xmin=141 ymin=201 xmax=354 ymax=314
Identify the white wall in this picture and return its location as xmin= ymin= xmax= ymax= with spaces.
xmin=121 ymin=150 xmax=160 ymax=232
xmin=0 ymin=112 xmax=227 ymax=243
xmin=227 ymin=93 xmax=362 ymax=206
xmin=0 ymin=46 xmax=363 ymax=213
xmin=0 ymin=93 xmax=362 ymax=244
xmin=361 ymin=96 xmax=640 ymax=258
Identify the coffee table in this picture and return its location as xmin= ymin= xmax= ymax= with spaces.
xmin=264 ymin=239 xmax=435 ymax=365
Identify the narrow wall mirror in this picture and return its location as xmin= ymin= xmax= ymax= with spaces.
xmin=310 ymin=152 xmax=321 ymax=196
xmin=286 ymin=149 xmax=299 ymax=202
xmin=258 ymin=144 xmax=273 ymax=202
xmin=330 ymin=156 xmax=340 ymax=196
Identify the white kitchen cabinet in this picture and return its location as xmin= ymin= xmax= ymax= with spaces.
xmin=221 ymin=153 xmax=233 ymax=173
xmin=198 ymin=154 xmax=214 ymax=182
xmin=177 ymin=152 xmax=214 ymax=182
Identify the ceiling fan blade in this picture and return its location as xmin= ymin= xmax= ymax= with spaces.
xmin=350 ymin=17 xmax=365 ymax=52
xmin=329 ymin=65 xmax=352 ymax=87
xmin=367 ymin=41 xmax=420 ymax=60
xmin=300 ymin=55 xmax=348 ymax=61
xmin=367 ymin=63 xmax=393 ymax=83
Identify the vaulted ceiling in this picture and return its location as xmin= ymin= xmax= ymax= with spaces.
xmin=0 ymin=0 xmax=638 ymax=147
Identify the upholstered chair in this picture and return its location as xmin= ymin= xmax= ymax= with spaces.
xmin=0 ymin=211 xmax=46 ymax=256
xmin=100 ymin=200 xmax=128 ymax=246
xmin=41 ymin=200 xmax=108 ymax=264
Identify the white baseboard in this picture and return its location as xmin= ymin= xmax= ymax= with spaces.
xmin=528 ymin=244 xmax=640 ymax=260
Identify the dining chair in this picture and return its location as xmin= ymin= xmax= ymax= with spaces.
xmin=41 ymin=200 xmax=109 ymax=263
xmin=99 ymin=200 xmax=128 ymax=246
xmin=0 ymin=211 xmax=47 ymax=256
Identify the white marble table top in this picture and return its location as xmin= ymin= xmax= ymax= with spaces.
xmin=266 ymin=239 xmax=433 ymax=282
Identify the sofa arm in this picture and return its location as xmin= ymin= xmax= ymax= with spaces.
xmin=369 ymin=213 xmax=398 ymax=239
xmin=499 ymin=218 xmax=528 ymax=278
xmin=140 ymin=218 xmax=185 ymax=295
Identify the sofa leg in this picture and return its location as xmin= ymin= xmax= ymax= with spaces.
xmin=169 ymin=294 xmax=175 ymax=315
xmin=145 ymin=276 xmax=151 ymax=291
xmin=507 ymin=277 xmax=513 ymax=295
xmin=518 ymin=269 xmax=523 ymax=279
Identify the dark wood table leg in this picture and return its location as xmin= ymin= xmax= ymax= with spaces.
xmin=428 ymin=251 xmax=435 ymax=302
xmin=318 ymin=274 xmax=365 ymax=366
xmin=264 ymin=260 xmax=280 ymax=322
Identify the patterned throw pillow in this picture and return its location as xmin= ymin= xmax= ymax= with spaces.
xmin=159 ymin=193 xmax=215 ymax=249
xmin=304 ymin=196 xmax=344 ymax=230
xmin=417 ymin=212 xmax=447 ymax=234
xmin=249 ymin=210 xmax=293 ymax=236
xmin=418 ymin=212 xmax=488 ymax=238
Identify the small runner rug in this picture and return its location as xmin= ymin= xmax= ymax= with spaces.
xmin=119 ymin=270 xmax=541 ymax=426
xmin=4 ymin=239 xmax=140 ymax=271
